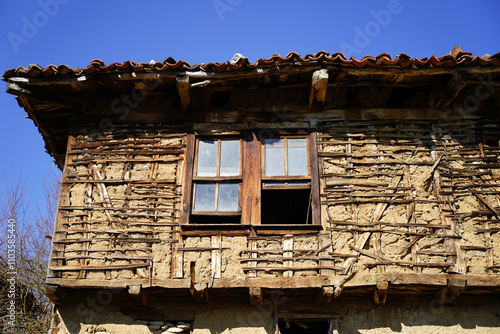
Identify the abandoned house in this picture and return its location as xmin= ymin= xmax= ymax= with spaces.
xmin=3 ymin=46 xmax=500 ymax=334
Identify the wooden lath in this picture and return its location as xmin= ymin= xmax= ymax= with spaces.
xmin=50 ymin=130 xmax=183 ymax=279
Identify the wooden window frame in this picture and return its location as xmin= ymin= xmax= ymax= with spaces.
xmin=181 ymin=132 xmax=321 ymax=228
xmin=261 ymin=135 xmax=312 ymax=189
xmin=191 ymin=137 xmax=243 ymax=216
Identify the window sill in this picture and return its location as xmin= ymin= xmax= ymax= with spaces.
xmin=180 ymin=224 xmax=251 ymax=237
xmin=179 ymin=223 xmax=323 ymax=236
xmin=253 ymin=224 xmax=323 ymax=235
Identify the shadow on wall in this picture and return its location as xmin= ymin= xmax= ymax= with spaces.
xmin=336 ymin=295 xmax=500 ymax=333
xmin=54 ymin=292 xmax=500 ymax=333
xmin=55 ymin=292 xmax=274 ymax=334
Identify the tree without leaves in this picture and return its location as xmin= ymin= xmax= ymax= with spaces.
xmin=0 ymin=168 xmax=60 ymax=334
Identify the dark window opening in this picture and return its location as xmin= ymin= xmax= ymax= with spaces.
xmin=278 ymin=320 xmax=330 ymax=334
xmin=190 ymin=214 xmax=241 ymax=224
xmin=261 ymin=189 xmax=312 ymax=224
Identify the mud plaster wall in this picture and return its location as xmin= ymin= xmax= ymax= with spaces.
xmin=318 ymin=119 xmax=500 ymax=275
xmin=51 ymin=118 xmax=500 ymax=282
xmin=181 ymin=118 xmax=499 ymax=279
xmin=53 ymin=293 xmax=500 ymax=334
xmin=53 ymin=128 xmax=184 ymax=280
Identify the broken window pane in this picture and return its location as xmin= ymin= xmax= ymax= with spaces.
xmin=265 ymin=139 xmax=285 ymax=176
xmin=197 ymin=141 xmax=217 ymax=176
xmin=220 ymin=140 xmax=240 ymax=176
xmin=287 ymin=138 xmax=308 ymax=175
xmin=217 ymin=183 xmax=239 ymax=211
xmin=193 ymin=183 xmax=216 ymax=211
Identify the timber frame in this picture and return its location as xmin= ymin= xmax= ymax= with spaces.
xmin=4 ymin=47 xmax=500 ymax=310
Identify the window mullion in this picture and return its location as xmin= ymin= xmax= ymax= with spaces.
xmin=214 ymin=183 xmax=220 ymax=211
xmin=216 ymin=139 xmax=222 ymax=177
xmin=284 ymin=137 xmax=288 ymax=176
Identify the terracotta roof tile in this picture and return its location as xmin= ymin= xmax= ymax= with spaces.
xmin=3 ymin=50 xmax=500 ymax=79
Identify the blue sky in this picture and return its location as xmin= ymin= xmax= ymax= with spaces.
xmin=1 ymin=0 xmax=499 ymax=213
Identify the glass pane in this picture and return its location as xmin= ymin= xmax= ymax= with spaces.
xmin=220 ymin=140 xmax=240 ymax=176
xmin=217 ymin=183 xmax=239 ymax=211
xmin=193 ymin=183 xmax=216 ymax=211
xmin=263 ymin=181 xmax=286 ymax=186
xmin=287 ymin=181 xmax=309 ymax=186
xmin=287 ymin=138 xmax=308 ymax=176
xmin=196 ymin=141 xmax=217 ymax=176
xmin=265 ymin=139 xmax=285 ymax=176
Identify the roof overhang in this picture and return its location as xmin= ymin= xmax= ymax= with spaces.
xmin=4 ymin=49 xmax=500 ymax=168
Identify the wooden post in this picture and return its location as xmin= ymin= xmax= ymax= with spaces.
xmin=48 ymin=135 xmax=77 ymax=279
xmin=283 ymin=235 xmax=293 ymax=278
xmin=309 ymin=132 xmax=322 ymax=226
xmin=211 ymin=235 xmax=222 ymax=279
xmin=318 ymin=233 xmax=332 ymax=276
xmin=242 ymin=133 xmax=261 ymax=225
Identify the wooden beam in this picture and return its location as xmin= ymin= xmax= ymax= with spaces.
xmin=45 ymin=273 xmax=500 ymax=291
xmin=181 ymin=134 xmax=195 ymax=225
xmin=249 ymin=287 xmax=263 ymax=305
xmin=17 ymin=96 xmax=59 ymax=154
xmin=190 ymin=262 xmax=208 ymax=304
xmin=193 ymin=282 xmax=209 ymax=304
xmin=342 ymin=176 xmax=403 ymax=273
xmin=373 ymin=280 xmax=389 ymax=305
xmin=428 ymin=71 xmax=468 ymax=109
xmin=45 ymin=285 xmax=67 ymax=305
xmin=128 ymin=284 xmax=149 ymax=306
xmin=176 ymin=75 xmax=191 ymax=111
xmin=7 ymin=80 xmax=90 ymax=107
xmin=309 ymin=132 xmax=322 ymax=226
xmin=313 ymin=286 xmax=334 ymax=305
xmin=435 ymin=278 xmax=467 ymax=305
xmin=241 ymin=133 xmax=261 ymax=225
xmin=441 ymin=70 xmax=468 ymax=108
xmin=308 ymin=69 xmax=329 ymax=112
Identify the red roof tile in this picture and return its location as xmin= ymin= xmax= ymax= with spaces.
xmin=3 ymin=49 xmax=500 ymax=79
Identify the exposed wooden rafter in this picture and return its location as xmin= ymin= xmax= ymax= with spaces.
xmin=176 ymin=75 xmax=191 ymax=111
xmin=249 ymin=287 xmax=263 ymax=305
xmin=190 ymin=262 xmax=208 ymax=304
xmin=308 ymin=69 xmax=329 ymax=112
xmin=128 ymin=284 xmax=149 ymax=306
xmin=373 ymin=280 xmax=389 ymax=305
xmin=428 ymin=70 xmax=469 ymax=109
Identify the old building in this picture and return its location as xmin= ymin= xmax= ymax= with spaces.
xmin=3 ymin=47 xmax=500 ymax=333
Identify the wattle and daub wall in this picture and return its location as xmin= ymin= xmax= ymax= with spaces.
xmin=47 ymin=117 xmax=500 ymax=334
xmin=49 ymin=118 xmax=500 ymax=281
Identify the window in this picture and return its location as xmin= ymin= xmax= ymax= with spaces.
xmin=191 ymin=139 xmax=242 ymax=223
xmin=261 ymin=137 xmax=313 ymax=224
xmin=182 ymin=132 xmax=321 ymax=228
